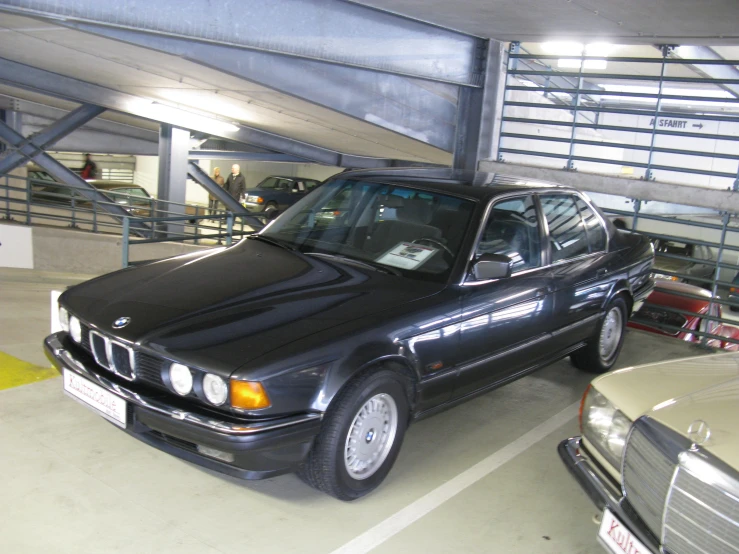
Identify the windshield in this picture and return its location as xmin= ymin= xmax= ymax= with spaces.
xmin=257 ymin=177 xmax=282 ymax=190
xmin=258 ymin=178 xmax=476 ymax=282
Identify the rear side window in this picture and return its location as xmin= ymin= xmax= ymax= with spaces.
xmin=539 ymin=194 xmax=589 ymax=262
xmin=574 ymin=197 xmax=606 ymax=252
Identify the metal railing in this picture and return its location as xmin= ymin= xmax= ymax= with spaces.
xmin=1 ymin=172 xmax=264 ymax=264
xmin=120 ymin=211 xmax=259 ymax=267
xmin=498 ymin=43 xmax=739 ymax=189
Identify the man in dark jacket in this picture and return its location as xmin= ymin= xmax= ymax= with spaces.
xmin=224 ymin=164 xmax=246 ymax=202
xmin=80 ymin=154 xmax=97 ymax=179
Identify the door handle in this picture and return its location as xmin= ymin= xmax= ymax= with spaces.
xmin=596 ymin=268 xmax=608 ymax=278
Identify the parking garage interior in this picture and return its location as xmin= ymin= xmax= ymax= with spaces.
xmin=1 ymin=1 xmax=739 ymax=553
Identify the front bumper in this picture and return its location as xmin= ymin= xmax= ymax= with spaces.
xmin=242 ymin=202 xmax=265 ymax=213
xmin=45 ymin=333 xmax=322 ymax=479
xmin=558 ymin=436 xmax=660 ymax=553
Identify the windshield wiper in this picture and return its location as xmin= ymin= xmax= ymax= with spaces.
xmin=306 ymin=252 xmax=401 ymax=276
xmin=248 ymin=234 xmax=297 ymax=251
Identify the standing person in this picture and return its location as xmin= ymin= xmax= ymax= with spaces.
xmin=224 ymin=164 xmax=246 ymax=203
xmin=79 ymin=154 xmax=97 ymax=179
xmin=209 ymin=166 xmax=225 ymax=215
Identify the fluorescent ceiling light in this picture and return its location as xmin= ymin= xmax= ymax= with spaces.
xmin=127 ymin=100 xmax=240 ymax=135
xmin=542 ymin=42 xmax=584 ymax=56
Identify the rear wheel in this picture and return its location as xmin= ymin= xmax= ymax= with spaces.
xmin=299 ymin=369 xmax=410 ymax=500
xmin=571 ymin=296 xmax=628 ymax=374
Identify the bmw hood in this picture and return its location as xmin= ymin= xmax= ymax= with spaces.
xmin=60 ymin=238 xmax=442 ymax=373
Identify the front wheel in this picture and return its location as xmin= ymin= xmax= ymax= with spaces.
xmin=299 ymin=369 xmax=410 ymax=500
xmin=571 ymin=296 xmax=628 ymax=374
xmin=264 ymin=202 xmax=279 ymax=220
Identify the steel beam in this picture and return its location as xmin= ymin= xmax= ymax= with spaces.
xmin=0 ymin=0 xmax=482 ymax=86
xmin=22 ymin=123 xmax=159 ymax=155
xmin=189 ymin=151 xmax=309 ymax=163
xmin=157 ymin=125 xmax=189 ymax=236
xmin=0 ymin=118 xmax=150 ymax=236
xmin=672 ymin=46 xmax=739 ymax=99
xmin=0 ymin=58 xmax=408 ymax=168
xmin=0 ymin=104 xmax=105 ymax=175
xmin=478 ymin=160 xmax=739 ymax=213
xmin=453 ymin=41 xmax=505 ymax=171
xmin=7 ymin=99 xmax=158 ymax=143
xmin=63 ymin=24 xmax=459 ymax=152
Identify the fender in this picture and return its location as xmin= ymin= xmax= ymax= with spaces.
xmin=311 ymin=341 xmax=419 ymax=413
xmin=604 ymin=277 xmax=633 ymax=312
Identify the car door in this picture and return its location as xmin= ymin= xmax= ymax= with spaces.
xmin=538 ymin=193 xmax=612 ymax=348
xmin=452 ymin=194 xmax=555 ymax=400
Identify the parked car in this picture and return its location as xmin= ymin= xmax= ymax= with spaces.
xmin=242 ymin=175 xmax=322 ymax=218
xmin=629 ymin=279 xmax=739 ymax=351
xmin=559 ymin=352 xmax=739 ymax=554
xmin=45 ymin=167 xmax=654 ymax=500
xmin=28 ymin=164 xmax=153 ymax=217
xmin=728 ymin=272 xmax=739 ymax=311
xmin=652 ymin=237 xmax=715 ymax=287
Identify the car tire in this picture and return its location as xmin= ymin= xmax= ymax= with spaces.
xmin=298 ymin=369 xmax=410 ymax=501
xmin=571 ymin=296 xmax=628 ymax=374
xmin=264 ymin=203 xmax=279 ymax=220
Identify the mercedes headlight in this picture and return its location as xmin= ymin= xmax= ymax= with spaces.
xmin=69 ymin=315 xmax=82 ymax=343
xmin=581 ymin=386 xmax=632 ymax=470
xmin=59 ymin=306 xmax=70 ymax=333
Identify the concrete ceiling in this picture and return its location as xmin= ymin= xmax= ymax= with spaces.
xmin=351 ymin=0 xmax=739 ymax=45
xmin=0 ymin=13 xmax=451 ymax=164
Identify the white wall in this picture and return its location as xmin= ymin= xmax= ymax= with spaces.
xmin=498 ymin=89 xmax=739 ymax=190
xmin=500 ymin=90 xmax=627 ymax=174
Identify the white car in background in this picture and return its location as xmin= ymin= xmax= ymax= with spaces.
xmin=559 ymin=352 xmax=739 ymax=554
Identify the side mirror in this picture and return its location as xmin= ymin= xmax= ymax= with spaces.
xmin=472 ymin=253 xmax=512 ymax=281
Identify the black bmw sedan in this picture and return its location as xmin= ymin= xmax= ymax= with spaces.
xmin=45 ymin=168 xmax=654 ymax=500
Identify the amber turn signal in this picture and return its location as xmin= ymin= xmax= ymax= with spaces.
xmin=256 ymin=196 xmax=264 ymax=204
xmin=230 ymin=380 xmax=271 ymax=410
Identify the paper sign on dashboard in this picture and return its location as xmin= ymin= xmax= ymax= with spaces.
xmin=376 ymin=242 xmax=437 ymax=270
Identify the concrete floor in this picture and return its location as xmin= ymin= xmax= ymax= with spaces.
xmin=0 ymin=268 xmax=710 ymax=554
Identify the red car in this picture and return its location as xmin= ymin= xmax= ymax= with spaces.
xmin=629 ymin=279 xmax=739 ymax=350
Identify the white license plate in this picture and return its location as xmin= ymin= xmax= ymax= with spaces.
xmin=598 ymin=508 xmax=651 ymax=554
xmin=63 ymin=368 xmax=127 ymax=428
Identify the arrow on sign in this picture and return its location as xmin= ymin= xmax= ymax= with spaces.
xmin=693 ymin=123 xmax=704 ymax=129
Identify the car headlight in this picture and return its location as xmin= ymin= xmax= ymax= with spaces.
xmin=581 ymin=386 xmax=632 ymax=470
xmin=59 ymin=306 xmax=70 ymax=332
xmin=169 ymin=363 xmax=193 ymax=396
xmin=203 ymin=373 xmax=228 ymax=405
xmin=69 ymin=315 xmax=82 ymax=343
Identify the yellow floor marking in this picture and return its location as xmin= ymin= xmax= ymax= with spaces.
xmin=0 ymin=351 xmax=59 ymax=391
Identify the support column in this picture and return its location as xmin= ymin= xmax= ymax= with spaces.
xmin=453 ymin=40 xmax=506 ymax=171
xmin=157 ymin=124 xmax=190 ymax=236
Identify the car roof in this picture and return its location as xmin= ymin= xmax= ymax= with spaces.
xmin=333 ymin=167 xmax=571 ymax=201
xmin=87 ymin=181 xmax=147 ymax=190
xmin=269 ymin=176 xmax=320 ymax=181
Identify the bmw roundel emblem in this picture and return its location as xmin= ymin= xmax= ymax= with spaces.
xmin=113 ymin=316 xmax=131 ymax=329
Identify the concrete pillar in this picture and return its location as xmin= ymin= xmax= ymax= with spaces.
xmin=157 ymin=124 xmax=190 ymax=235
